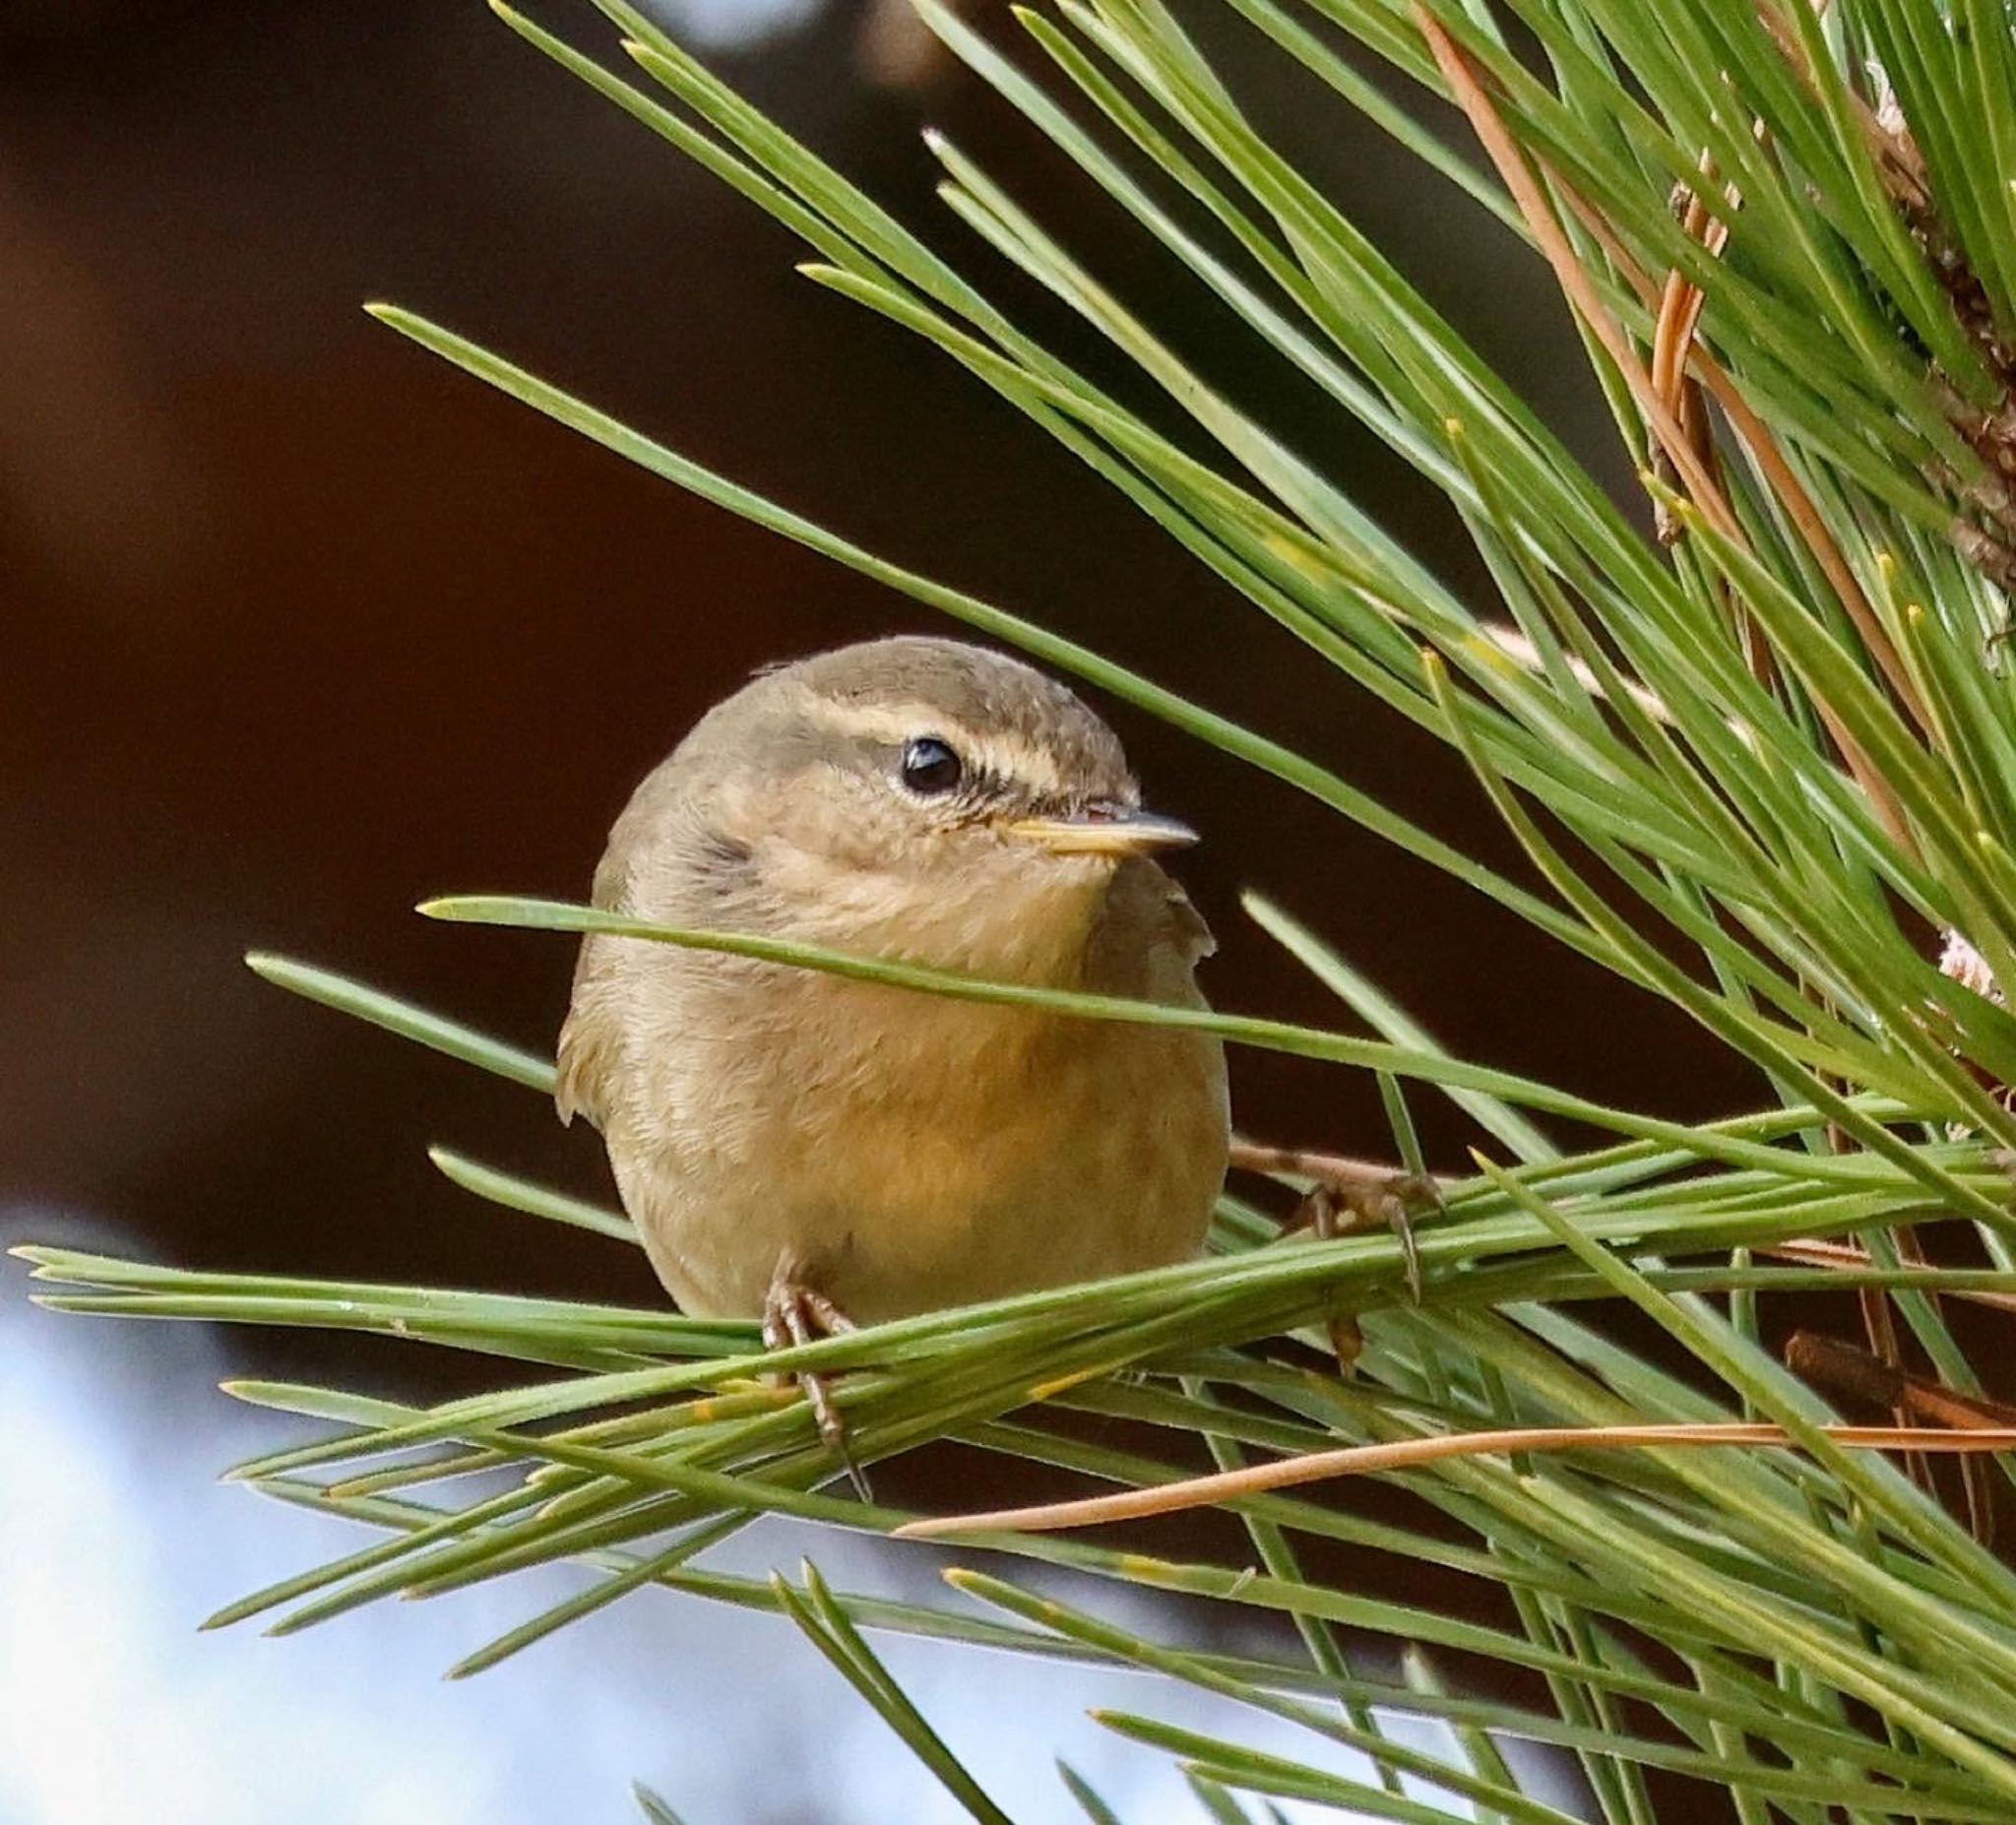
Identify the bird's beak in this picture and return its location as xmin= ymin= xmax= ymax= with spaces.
xmin=1005 ymin=802 xmax=1200 ymax=856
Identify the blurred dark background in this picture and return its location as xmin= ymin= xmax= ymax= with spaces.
xmin=1 ymin=2 xmax=1759 ymax=1814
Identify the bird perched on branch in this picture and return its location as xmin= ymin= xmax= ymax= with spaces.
xmin=559 ymin=636 xmax=1422 ymax=1469
xmin=559 ymin=639 xmax=1226 ymax=1437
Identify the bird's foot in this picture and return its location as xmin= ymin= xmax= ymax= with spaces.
xmin=1292 ymin=1167 xmax=1440 ymax=1307
xmin=762 ymin=1272 xmax=870 ymax=1501
xmin=1229 ymin=1142 xmax=1444 ymax=1368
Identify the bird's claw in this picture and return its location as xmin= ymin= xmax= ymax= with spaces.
xmin=1231 ymin=1142 xmax=1445 ymax=1369
xmin=1291 ymin=1169 xmax=1440 ymax=1308
xmin=762 ymin=1274 xmax=871 ymax=1501
xmin=1245 ymin=1156 xmax=1442 ymax=1370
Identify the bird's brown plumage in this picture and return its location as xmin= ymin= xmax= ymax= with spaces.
xmin=560 ymin=636 xmax=1229 ymax=1323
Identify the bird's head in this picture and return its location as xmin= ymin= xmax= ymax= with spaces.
xmin=611 ymin=636 xmax=1199 ymax=981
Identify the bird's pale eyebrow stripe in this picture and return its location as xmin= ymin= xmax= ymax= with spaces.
xmin=794 ymin=692 xmax=1070 ymax=795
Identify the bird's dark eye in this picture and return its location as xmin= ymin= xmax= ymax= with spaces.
xmin=900 ymin=735 xmax=964 ymax=795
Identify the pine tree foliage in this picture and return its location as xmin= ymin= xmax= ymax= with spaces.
xmin=24 ymin=1 xmax=2016 ymax=1816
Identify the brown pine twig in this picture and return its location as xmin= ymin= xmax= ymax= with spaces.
xmin=1789 ymin=1328 xmax=2013 ymax=1542
xmin=1650 ymin=156 xmax=1788 ymax=699
xmin=1650 ymin=158 xmax=1730 ymax=548
xmin=895 ymin=1419 xmax=2016 ymax=1537
xmin=1788 ymin=1329 xmax=2016 ymax=1430
xmin=1759 ymin=1237 xmax=2016 ymax=1314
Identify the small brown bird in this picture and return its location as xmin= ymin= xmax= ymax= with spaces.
xmin=558 ymin=637 xmax=1231 ymax=1414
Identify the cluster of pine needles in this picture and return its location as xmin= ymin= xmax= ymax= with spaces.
xmin=24 ymin=0 xmax=2016 ymax=1817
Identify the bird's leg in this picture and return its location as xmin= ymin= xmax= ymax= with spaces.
xmin=762 ymin=1264 xmax=870 ymax=1501
xmin=1229 ymin=1142 xmax=1442 ymax=1365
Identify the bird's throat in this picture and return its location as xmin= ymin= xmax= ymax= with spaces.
xmin=760 ymin=844 xmax=1113 ymax=988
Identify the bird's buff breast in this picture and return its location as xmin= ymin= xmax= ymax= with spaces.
xmin=607 ymin=969 xmax=1229 ymax=1324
